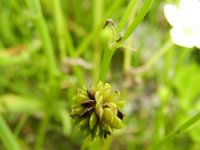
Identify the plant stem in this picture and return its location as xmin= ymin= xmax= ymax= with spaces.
xmin=27 ymin=0 xmax=57 ymax=79
xmin=99 ymin=46 xmax=115 ymax=81
xmin=99 ymin=0 xmax=157 ymax=81
xmin=131 ymin=39 xmax=173 ymax=74
xmin=120 ymin=0 xmax=156 ymax=43
xmin=117 ymin=0 xmax=137 ymax=34
xmin=75 ymin=0 xmax=123 ymax=57
xmin=123 ymin=5 xmax=137 ymax=74
xmin=151 ymin=90 xmax=169 ymax=145
xmin=0 ymin=115 xmax=21 ymax=150
xmin=35 ymin=115 xmax=49 ymax=150
xmin=52 ymin=0 xmax=75 ymax=58
xmin=53 ymin=0 xmax=67 ymax=61
xmin=52 ymin=0 xmax=83 ymax=85
xmin=93 ymin=0 xmax=103 ymax=81
xmin=143 ymin=40 xmax=173 ymax=70
xmin=99 ymin=0 xmax=156 ymax=81
xmin=14 ymin=114 xmax=28 ymax=137
xmin=150 ymin=112 xmax=200 ymax=150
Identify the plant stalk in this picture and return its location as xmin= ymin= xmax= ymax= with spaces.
xmin=0 ymin=115 xmax=21 ymax=150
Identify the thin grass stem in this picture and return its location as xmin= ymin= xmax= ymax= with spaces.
xmin=27 ymin=0 xmax=58 ymax=79
xmin=120 ymin=0 xmax=156 ymax=43
xmin=35 ymin=115 xmax=49 ymax=150
xmin=0 ymin=115 xmax=21 ymax=150
xmin=150 ymin=112 xmax=200 ymax=150
xmin=117 ymin=0 xmax=137 ymax=34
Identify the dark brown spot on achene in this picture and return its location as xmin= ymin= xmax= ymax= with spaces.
xmin=102 ymin=104 xmax=109 ymax=108
xmin=81 ymin=99 xmax=96 ymax=108
xmin=80 ymin=107 xmax=95 ymax=117
xmin=87 ymin=89 xmax=95 ymax=100
xmin=117 ymin=110 xmax=124 ymax=120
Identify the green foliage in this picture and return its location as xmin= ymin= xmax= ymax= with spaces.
xmin=0 ymin=0 xmax=200 ymax=150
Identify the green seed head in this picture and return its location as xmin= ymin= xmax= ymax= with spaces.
xmin=71 ymin=81 xmax=125 ymax=139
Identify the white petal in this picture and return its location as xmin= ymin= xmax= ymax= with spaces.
xmin=164 ymin=4 xmax=181 ymax=27
xmin=179 ymin=0 xmax=200 ymax=24
xmin=170 ymin=28 xmax=194 ymax=48
xmin=195 ymin=43 xmax=200 ymax=49
xmin=180 ymin=0 xmax=200 ymax=13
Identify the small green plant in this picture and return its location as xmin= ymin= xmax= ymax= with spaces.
xmin=2 ymin=0 xmax=200 ymax=150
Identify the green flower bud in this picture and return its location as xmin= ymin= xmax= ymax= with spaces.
xmin=70 ymin=108 xmax=84 ymax=116
xmin=89 ymin=112 xmax=97 ymax=129
xmin=110 ymin=115 xmax=123 ymax=129
xmin=78 ymin=118 xmax=89 ymax=128
xmin=103 ymin=108 xmax=114 ymax=123
xmin=96 ymin=106 xmax=103 ymax=121
xmin=70 ymin=81 xmax=125 ymax=139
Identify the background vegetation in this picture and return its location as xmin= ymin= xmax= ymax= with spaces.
xmin=0 ymin=0 xmax=200 ymax=150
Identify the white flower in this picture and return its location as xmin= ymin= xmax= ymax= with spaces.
xmin=164 ymin=0 xmax=200 ymax=49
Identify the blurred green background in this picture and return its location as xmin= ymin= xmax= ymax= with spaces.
xmin=0 ymin=0 xmax=200 ymax=150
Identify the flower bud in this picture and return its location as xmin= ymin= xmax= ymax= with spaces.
xmin=70 ymin=81 xmax=125 ymax=139
xmin=89 ymin=112 xmax=97 ymax=130
xmin=103 ymin=108 xmax=114 ymax=123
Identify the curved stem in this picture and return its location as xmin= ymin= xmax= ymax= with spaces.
xmin=117 ymin=0 xmax=137 ymax=34
xmin=0 ymin=115 xmax=21 ymax=150
xmin=130 ymin=39 xmax=173 ymax=75
xmin=27 ymin=0 xmax=58 ymax=79
xmin=149 ymin=112 xmax=200 ymax=150
xmin=120 ymin=0 xmax=156 ymax=43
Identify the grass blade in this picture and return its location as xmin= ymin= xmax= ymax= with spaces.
xmin=0 ymin=115 xmax=21 ymax=150
xmin=120 ymin=0 xmax=156 ymax=43
xmin=150 ymin=112 xmax=200 ymax=150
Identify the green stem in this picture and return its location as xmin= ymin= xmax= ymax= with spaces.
xmin=123 ymin=5 xmax=137 ymax=74
xmin=75 ymin=0 xmax=123 ymax=57
xmin=99 ymin=46 xmax=115 ymax=81
xmin=93 ymin=0 xmax=103 ymax=81
xmin=14 ymin=114 xmax=28 ymax=137
xmin=53 ymin=0 xmax=75 ymax=58
xmin=35 ymin=115 xmax=49 ymax=150
xmin=144 ymin=40 xmax=173 ymax=70
xmin=120 ymin=0 xmax=156 ymax=43
xmin=151 ymin=92 xmax=169 ymax=145
xmin=99 ymin=0 xmax=149 ymax=82
xmin=132 ymin=39 xmax=173 ymax=74
xmin=52 ymin=0 xmax=83 ymax=85
xmin=53 ymin=0 xmax=67 ymax=61
xmin=117 ymin=0 xmax=137 ymax=34
xmin=0 ymin=115 xmax=21 ymax=150
xmin=150 ymin=112 xmax=200 ymax=150
xmin=27 ymin=0 xmax=57 ymax=79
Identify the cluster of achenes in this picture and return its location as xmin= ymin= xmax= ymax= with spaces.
xmin=71 ymin=81 xmax=125 ymax=139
